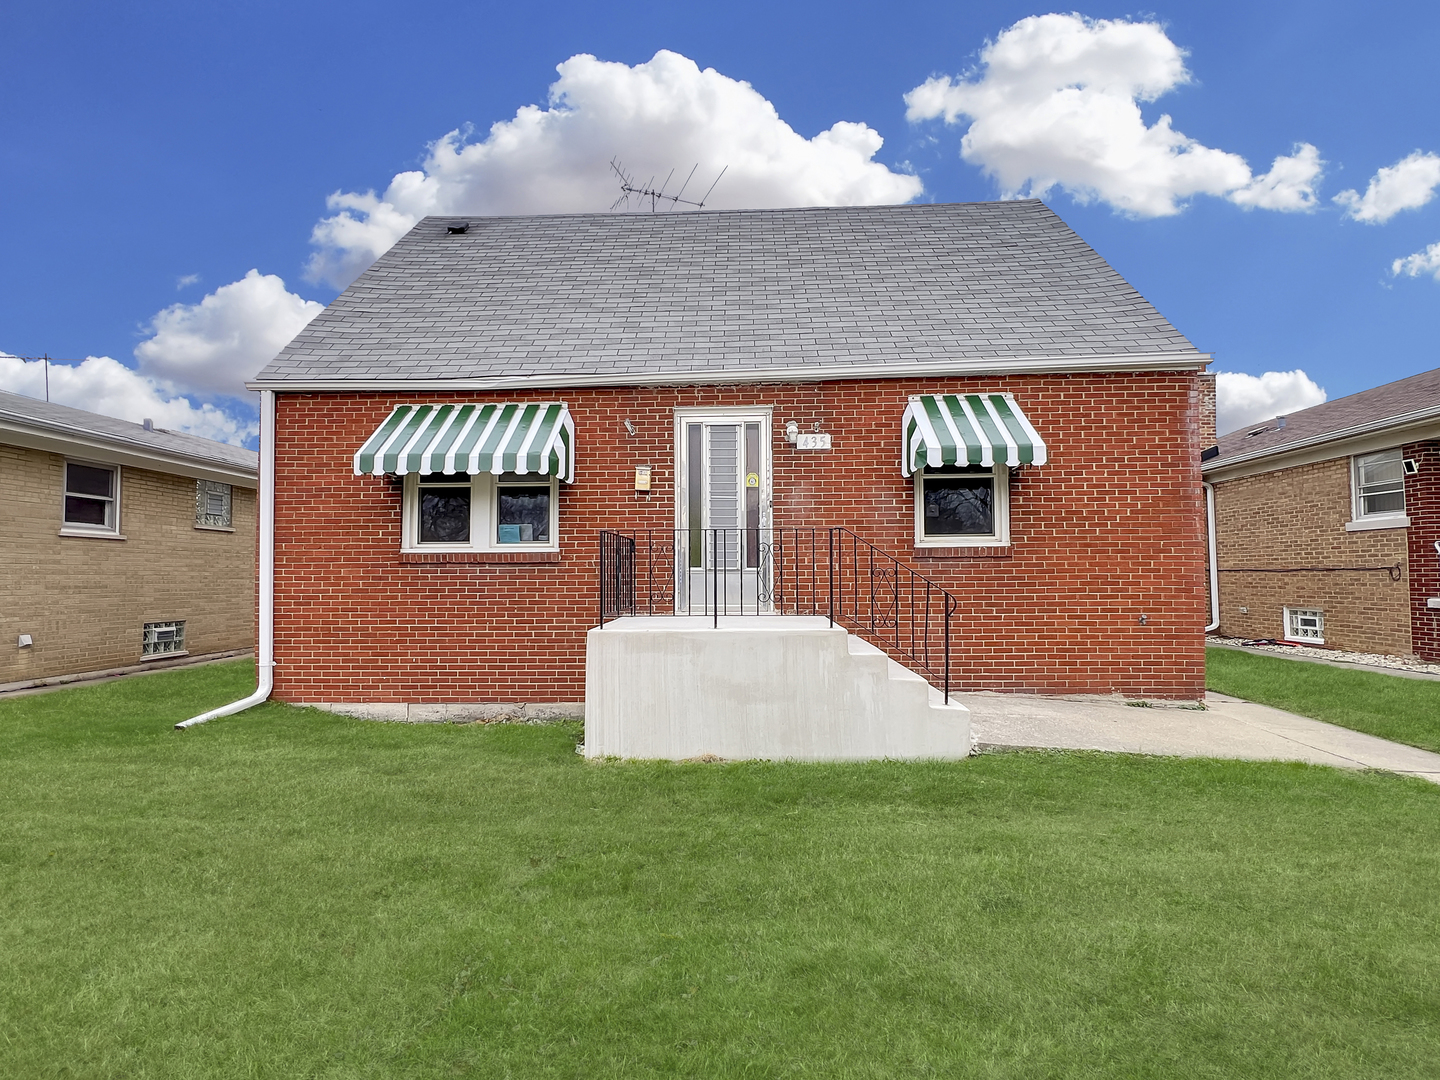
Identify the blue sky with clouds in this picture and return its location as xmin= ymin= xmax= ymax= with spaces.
xmin=1 ymin=1 xmax=1437 ymax=442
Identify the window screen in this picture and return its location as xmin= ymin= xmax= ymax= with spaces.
xmin=1355 ymin=450 xmax=1404 ymax=518
xmin=64 ymin=462 xmax=117 ymax=529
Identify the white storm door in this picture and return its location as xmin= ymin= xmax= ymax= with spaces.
xmin=679 ymin=415 xmax=769 ymax=613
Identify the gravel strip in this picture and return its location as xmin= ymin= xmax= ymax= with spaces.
xmin=1207 ymin=635 xmax=1440 ymax=677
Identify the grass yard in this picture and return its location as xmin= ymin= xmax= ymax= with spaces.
xmin=1206 ymin=646 xmax=1440 ymax=754
xmin=3 ymin=660 xmax=1439 ymax=1078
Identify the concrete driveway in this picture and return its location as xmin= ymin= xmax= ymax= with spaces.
xmin=959 ymin=691 xmax=1440 ymax=784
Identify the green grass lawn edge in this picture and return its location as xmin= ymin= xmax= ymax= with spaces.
xmin=1206 ymin=646 xmax=1440 ymax=753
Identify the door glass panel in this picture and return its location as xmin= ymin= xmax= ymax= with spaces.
xmin=708 ymin=424 xmax=740 ymax=569
xmin=744 ymin=422 xmax=761 ymax=566
xmin=687 ymin=424 xmax=703 ymax=567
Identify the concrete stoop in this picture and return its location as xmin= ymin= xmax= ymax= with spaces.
xmin=584 ymin=616 xmax=969 ymax=761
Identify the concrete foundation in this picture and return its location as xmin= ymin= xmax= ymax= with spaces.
xmin=584 ymin=616 xmax=969 ymax=761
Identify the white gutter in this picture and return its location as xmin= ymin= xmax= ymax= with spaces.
xmin=1203 ymin=481 xmax=1220 ymax=633
xmin=176 ymin=390 xmax=275 ymax=729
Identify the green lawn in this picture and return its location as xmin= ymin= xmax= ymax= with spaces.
xmin=3 ymin=660 xmax=1439 ymax=1078
xmin=1207 ymin=646 xmax=1440 ymax=754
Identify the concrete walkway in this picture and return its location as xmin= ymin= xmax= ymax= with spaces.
xmin=960 ymin=691 xmax=1440 ymax=784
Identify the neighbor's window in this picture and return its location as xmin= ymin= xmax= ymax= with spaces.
xmin=405 ymin=471 xmax=558 ymax=551
xmin=63 ymin=461 xmax=119 ymax=532
xmin=195 ymin=480 xmax=233 ymax=528
xmin=914 ymin=465 xmax=1008 ymax=546
xmin=141 ymin=620 xmax=186 ymax=658
xmin=1352 ymin=449 xmax=1405 ymax=520
xmin=1284 ymin=607 xmax=1324 ymax=644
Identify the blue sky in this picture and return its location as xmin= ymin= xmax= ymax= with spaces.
xmin=2 ymin=1 xmax=1437 ymax=442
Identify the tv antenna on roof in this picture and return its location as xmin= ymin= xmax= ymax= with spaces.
xmin=609 ymin=158 xmax=727 ymax=212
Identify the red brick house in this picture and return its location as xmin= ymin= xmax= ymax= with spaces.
xmin=1203 ymin=366 xmax=1440 ymax=660
xmin=189 ymin=201 xmax=1214 ymax=726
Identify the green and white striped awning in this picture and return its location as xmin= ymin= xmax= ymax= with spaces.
xmin=901 ymin=394 xmax=1046 ymax=476
xmin=354 ymin=403 xmax=576 ymax=482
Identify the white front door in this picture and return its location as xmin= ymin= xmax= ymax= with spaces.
xmin=677 ymin=413 xmax=771 ymax=613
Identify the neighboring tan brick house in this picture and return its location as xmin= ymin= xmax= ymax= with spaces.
xmin=248 ymin=201 xmax=1214 ymax=706
xmin=1203 ymin=367 xmax=1440 ymax=660
xmin=0 ymin=390 xmax=258 ymax=686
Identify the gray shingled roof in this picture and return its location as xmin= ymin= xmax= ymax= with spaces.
xmin=0 ymin=389 xmax=258 ymax=474
xmin=1208 ymin=366 xmax=1440 ymax=468
xmin=255 ymin=200 xmax=1202 ymax=387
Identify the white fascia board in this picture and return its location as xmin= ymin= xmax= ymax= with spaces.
xmin=0 ymin=420 xmax=259 ymax=487
xmin=1203 ymin=408 xmax=1440 ymax=483
xmin=247 ymin=351 xmax=1213 ymax=393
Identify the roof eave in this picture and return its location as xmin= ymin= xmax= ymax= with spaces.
xmin=248 ymin=351 xmax=1213 ymax=393
xmin=1203 ymin=403 xmax=1440 ymax=479
xmin=0 ymin=415 xmax=259 ymax=486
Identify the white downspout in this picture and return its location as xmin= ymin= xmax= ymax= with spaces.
xmin=1203 ymin=480 xmax=1220 ymax=633
xmin=177 ymin=389 xmax=276 ymax=729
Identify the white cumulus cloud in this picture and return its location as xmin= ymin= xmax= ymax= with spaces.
xmin=1334 ymin=151 xmax=1440 ymax=223
xmin=306 ymin=49 xmax=923 ymax=288
xmin=1216 ymin=370 xmax=1327 ymax=436
xmin=134 ymin=269 xmax=323 ymax=398
xmin=1392 ymin=240 xmax=1440 ymax=281
xmin=0 ymin=353 xmax=257 ymax=445
xmin=904 ymin=14 xmax=1322 ymax=217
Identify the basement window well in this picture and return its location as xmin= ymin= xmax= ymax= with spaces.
xmin=1283 ymin=607 xmax=1324 ymax=645
xmin=142 ymin=620 xmax=186 ymax=658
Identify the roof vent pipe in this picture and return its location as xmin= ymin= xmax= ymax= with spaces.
xmin=143 ymin=418 xmax=154 ymax=431
xmin=1275 ymin=416 xmax=1286 ymax=429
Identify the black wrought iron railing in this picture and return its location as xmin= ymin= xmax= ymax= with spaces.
xmin=598 ymin=527 xmax=960 ymax=702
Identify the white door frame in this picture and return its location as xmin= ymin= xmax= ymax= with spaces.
xmin=674 ymin=407 xmax=773 ymax=611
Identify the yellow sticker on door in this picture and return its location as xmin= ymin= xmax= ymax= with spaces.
xmin=745 ymin=472 xmax=760 ymax=488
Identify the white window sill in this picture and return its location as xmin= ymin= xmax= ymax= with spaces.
xmin=401 ymin=545 xmax=560 ymax=555
xmin=195 ymin=524 xmax=236 ymax=533
xmin=1345 ymin=515 xmax=1409 ymax=532
xmin=915 ymin=536 xmax=1007 ymax=548
xmin=59 ymin=528 xmax=126 ymax=541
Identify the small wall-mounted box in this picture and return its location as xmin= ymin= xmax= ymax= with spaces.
xmin=795 ymin=433 xmax=832 ymax=451
xmin=1428 ymin=598 xmax=1440 ymax=610
xmin=18 ymin=634 xmax=33 ymax=648
xmin=634 ymin=465 xmax=652 ymax=493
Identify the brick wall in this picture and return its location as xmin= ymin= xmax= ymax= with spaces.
xmin=270 ymin=372 xmax=1208 ymax=703
xmin=1405 ymin=439 xmax=1440 ymax=661
xmin=1197 ymin=372 xmax=1217 ymax=449
xmin=1212 ymin=457 xmax=1411 ymax=654
xmin=0 ymin=445 xmax=257 ymax=683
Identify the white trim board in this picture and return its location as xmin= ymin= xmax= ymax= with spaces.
xmin=0 ymin=419 xmax=258 ymax=487
xmin=248 ymin=351 xmax=1213 ymax=393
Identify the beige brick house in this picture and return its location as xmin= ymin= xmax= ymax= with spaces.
xmin=1 ymin=390 xmax=258 ymax=687
xmin=1202 ymin=367 xmax=1440 ymax=660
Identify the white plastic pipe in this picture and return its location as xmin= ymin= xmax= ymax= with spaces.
xmin=177 ymin=389 xmax=276 ymax=729
xmin=1203 ymin=481 xmax=1220 ymax=633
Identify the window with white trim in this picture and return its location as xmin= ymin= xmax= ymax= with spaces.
xmin=914 ymin=465 xmax=1009 ymax=546
xmin=1352 ymin=449 xmax=1405 ymax=521
xmin=63 ymin=461 xmax=119 ymax=533
xmin=195 ymin=480 xmax=233 ymax=528
xmin=404 ymin=471 xmax=559 ymax=551
xmin=1284 ymin=607 xmax=1324 ymax=644
xmin=142 ymin=620 xmax=186 ymax=657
